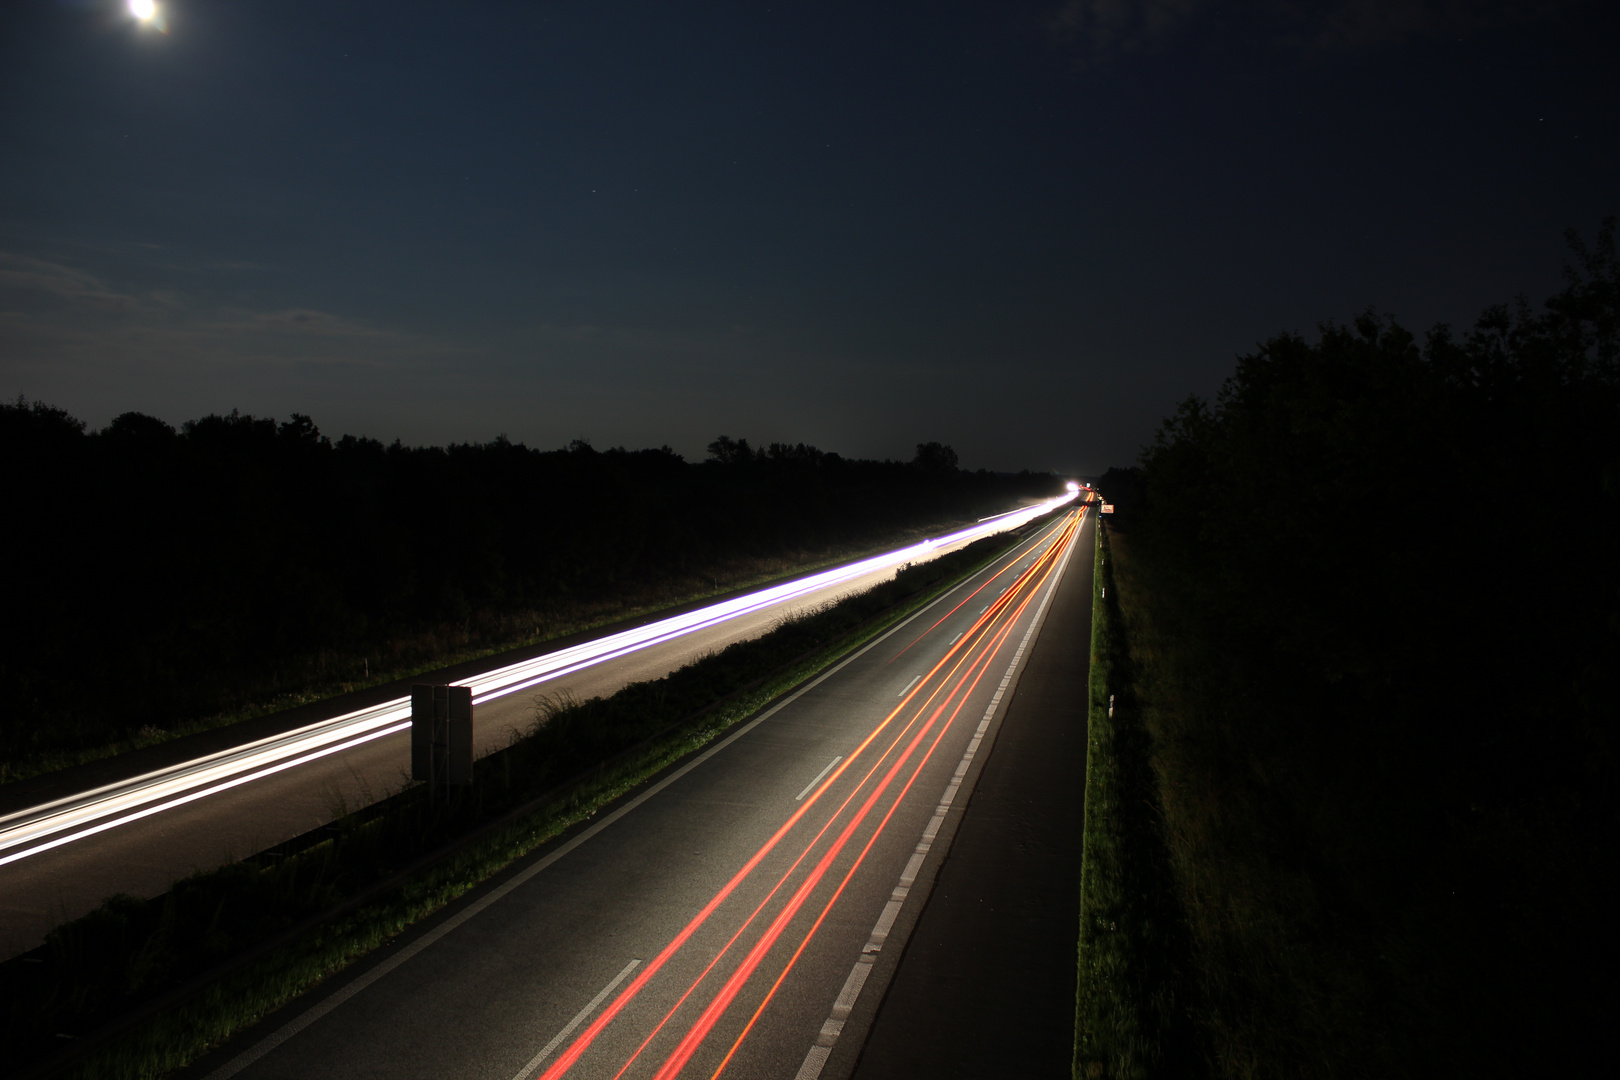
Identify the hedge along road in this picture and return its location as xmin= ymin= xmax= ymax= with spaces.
xmin=180 ymin=507 xmax=1086 ymax=1080
xmin=0 ymin=495 xmax=1078 ymax=960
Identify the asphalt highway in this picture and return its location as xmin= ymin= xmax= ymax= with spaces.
xmin=179 ymin=506 xmax=1089 ymax=1080
xmin=0 ymin=496 xmax=1076 ymax=959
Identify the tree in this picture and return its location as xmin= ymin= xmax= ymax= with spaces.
xmin=910 ymin=441 xmax=959 ymax=474
xmin=705 ymin=434 xmax=755 ymax=465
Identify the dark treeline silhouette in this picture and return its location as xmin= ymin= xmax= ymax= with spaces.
xmin=1107 ymin=221 xmax=1618 ymax=1077
xmin=0 ymin=414 xmax=1057 ymax=776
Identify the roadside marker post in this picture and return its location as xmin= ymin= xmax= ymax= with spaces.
xmin=411 ymin=684 xmax=474 ymax=802
xmin=446 ymin=687 xmax=474 ymax=785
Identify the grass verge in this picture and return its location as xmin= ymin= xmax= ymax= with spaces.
xmin=1073 ymin=521 xmax=1197 ymax=1079
xmin=6 ymin=520 xmax=1055 ymax=1080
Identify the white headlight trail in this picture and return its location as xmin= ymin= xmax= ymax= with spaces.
xmin=0 ymin=493 xmax=1077 ymax=867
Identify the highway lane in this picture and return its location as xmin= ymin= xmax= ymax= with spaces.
xmin=853 ymin=503 xmax=1094 ymax=1077
xmin=182 ymin=507 xmax=1088 ymax=1080
xmin=0 ymin=496 xmax=1077 ymax=959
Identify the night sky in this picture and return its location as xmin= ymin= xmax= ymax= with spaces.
xmin=2 ymin=1 xmax=1615 ymax=474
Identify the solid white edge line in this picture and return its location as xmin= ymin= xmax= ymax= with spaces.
xmin=506 ymin=958 xmax=642 ymax=1080
xmin=793 ymin=508 xmax=1084 ymax=1080
xmin=796 ymin=757 xmax=844 ymax=802
xmin=195 ymin=523 xmax=1066 ymax=1079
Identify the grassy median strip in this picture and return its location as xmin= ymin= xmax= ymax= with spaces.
xmin=4 ymin=523 xmax=1052 ymax=1080
xmin=1073 ymin=521 xmax=1197 ymax=1080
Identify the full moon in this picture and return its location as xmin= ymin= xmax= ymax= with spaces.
xmin=129 ymin=0 xmax=156 ymax=19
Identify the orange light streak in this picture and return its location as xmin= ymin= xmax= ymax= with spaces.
xmin=607 ymin=688 xmax=945 ymax=1080
xmin=535 ymin=511 xmax=1080 ymax=1080
xmin=719 ymin=519 xmax=1081 ymax=1067
xmin=705 ymin=588 xmax=1041 ymax=1079
xmin=648 ymin=670 xmax=972 ymax=1080
xmin=674 ymin=532 xmax=1071 ymax=1079
xmin=896 ymin=519 xmax=1070 ymax=660
xmin=885 ymin=533 xmax=1055 ymax=663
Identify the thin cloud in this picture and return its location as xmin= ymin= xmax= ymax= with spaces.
xmin=210 ymin=307 xmax=406 ymax=342
xmin=520 ymin=321 xmax=763 ymax=363
xmin=0 ymin=249 xmax=448 ymax=383
xmin=0 ymin=253 xmax=141 ymax=312
xmin=1049 ymin=0 xmax=1587 ymax=61
xmin=1049 ymin=0 xmax=1204 ymax=56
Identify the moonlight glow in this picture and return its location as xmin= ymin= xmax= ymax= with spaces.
xmin=129 ymin=0 xmax=156 ymax=20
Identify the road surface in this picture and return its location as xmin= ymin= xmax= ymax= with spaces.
xmin=177 ymin=507 xmax=1090 ymax=1080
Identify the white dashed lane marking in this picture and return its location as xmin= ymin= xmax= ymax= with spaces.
xmin=506 ymin=959 xmax=641 ymax=1080
xmin=796 ymin=757 xmax=844 ymax=802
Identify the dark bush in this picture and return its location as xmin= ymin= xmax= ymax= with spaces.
xmin=1120 ymin=221 xmax=1620 ymax=1077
